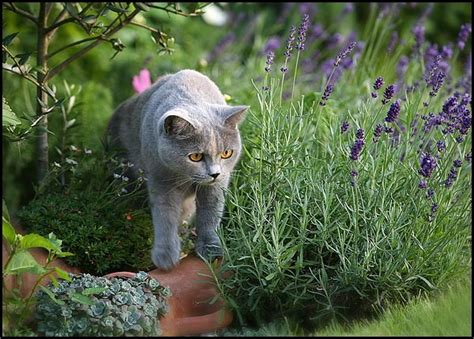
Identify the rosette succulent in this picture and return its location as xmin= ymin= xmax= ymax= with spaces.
xmin=35 ymin=271 xmax=171 ymax=336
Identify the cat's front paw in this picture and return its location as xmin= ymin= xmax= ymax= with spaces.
xmin=151 ymin=244 xmax=180 ymax=271
xmin=195 ymin=237 xmax=223 ymax=261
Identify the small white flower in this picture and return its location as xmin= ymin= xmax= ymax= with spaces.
xmin=127 ymin=162 xmax=134 ymax=167
xmin=84 ymin=148 xmax=92 ymax=155
xmin=53 ymin=162 xmax=62 ymax=168
xmin=121 ymin=176 xmax=129 ymax=182
xmin=70 ymin=145 xmax=79 ymax=152
xmin=113 ymin=173 xmax=121 ymax=179
xmin=65 ymin=158 xmax=78 ymax=165
xmin=121 ymin=188 xmax=128 ymax=193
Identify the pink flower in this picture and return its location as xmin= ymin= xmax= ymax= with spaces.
xmin=132 ymin=68 xmax=152 ymax=93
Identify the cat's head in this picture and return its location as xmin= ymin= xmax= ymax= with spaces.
xmin=157 ymin=104 xmax=248 ymax=185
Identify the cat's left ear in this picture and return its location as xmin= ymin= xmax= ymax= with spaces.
xmin=220 ymin=105 xmax=249 ymax=129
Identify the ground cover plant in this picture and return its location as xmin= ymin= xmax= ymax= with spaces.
xmin=2 ymin=2 xmax=472 ymax=336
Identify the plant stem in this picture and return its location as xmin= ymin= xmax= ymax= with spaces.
xmin=291 ymin=51 xmax=300 ymax=101
xmin=36 ymin=2 xmax=51 ymax=184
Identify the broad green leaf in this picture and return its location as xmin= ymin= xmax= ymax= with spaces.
xmin=2 ymin=97 xmax=21 ymax=127
xmin=2 ymin=32 xmax=19 ymax=46
xmin=40 ymin=286 xmax=65 ymax=305
xmin=20 ymin=233 xmax=59 ymax=251
xmin=2 ymin=216 xmax=16 ymax=245
xmin=71 ymin=292 xmax=94 ymax=305
xmin=82 ymin=287 xmax=108 ymax=296
xmin=54 ymin=267 xmax=72 ymax=282
xmin=4 ymin=250 xmax=46 ymax=275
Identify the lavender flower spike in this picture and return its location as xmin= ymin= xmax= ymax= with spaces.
xmin=418 ymin=152 xmax=437 ymax=178
xmin=340 ymin=121 xmax=350 ymax=134
xmin=371 ymin=76 xmax=384 ymax=98
xmin=373 ymin=123 xmax=383 ymax=142
xmin=319 ymin=84 xmax=334 ymax=106
xmin=334 ymin=41 xmax=357 ymax=67
xmin=457 ymin=23 xmax=472 ymax=50
xmin=385 ymin=100 xmax=401 ymax=123
xmin=296 ymin=13 xmax=310 ymax=51
xmin=265 ymin=51 xmax=274 ymax=73
xmin=382 ymin=84 xmax=395 ymax=104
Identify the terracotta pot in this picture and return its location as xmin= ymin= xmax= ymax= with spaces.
xmin=106 ymin=255 xmax=233 ymax=336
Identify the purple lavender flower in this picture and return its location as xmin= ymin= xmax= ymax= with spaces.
xmin=296 ymin=13 xmax=310 ymax=50
xmin=342 ymin=3 xmax=354 ymax=16
xmin=283 ymin=25 xmax=297 ymax=58
xmin=441 ymin=44 xmax=453 ymax=59
xmin=397 ymin=56 xmax=409 ymax=82
xmin=457 ymin=23 xmax=472 ymax=50
xmin=340 ymin=121 xmax=350 ymax=134
xmin=387 ymin=31 xmax=399 ymax=54
xmin=418 ymin=179 xmax=428 ymax=189
xmin=436 ymin=140 xmax=446 ymax=153
xmin=412 ymin=24 xmax=425 ymax=53
xmin=385 ymin=100 xmax=401 ymax=123
xmin=349 ymin=139 xmax=365 ymax=160
xmin=445 ymin=167 xmax=458 ymax=188
xmin=373 ymin=123 xmax=384 ymax=142
xmin=265 ymin=51 xmax=274 ymax=72
xmin=418 ymin=152 xmax=437 ymax=178
xmin=350 ymin=169 xmax=358 ymax=177
xmin=384 ymin=126 xmax=394 ymax=134
xmin=455 ymin=136 xmax=464 ymax=143
xmin=263 ymin=37 xmax=280 ymax=54
xmin=426 ymin=187 xmax=435 ymax=199
xmin=429 ymin=71 xmax=446 ymax=97
xmin=453 ymin=159 xmax=462 ymax=168
xmin=382 ymin=84 xmax=395 ymax=104
xmin=465 ymin=152 xmax=472 ymax=163
xmin=431 ymin=203 xmax=438 ymax=214
xmin=355 ymin=128 xmax=365 ymax=140
xmin=334 ymin=41 xmax=357 ymax=67
xmin=319 ymin=84 xmax=334 ymax=106
xmin=371 ymin=76 xmax=384 ymax=98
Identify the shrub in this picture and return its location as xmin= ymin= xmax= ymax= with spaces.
xmin=212 ymin=7 xmax=472 ymax=329
xmin=17 ymin=145 xmax=155 ymax=275
xmin=35 ymin=271 xmax=171 ymax=336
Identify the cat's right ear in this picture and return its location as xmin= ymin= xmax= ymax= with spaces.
xmin=162 ymin=112 xmax=196 ymax=139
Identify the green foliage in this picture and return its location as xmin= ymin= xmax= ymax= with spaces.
xmin=35 ymin=271 xmax=171 ymax=336
xmin=16 ymin=149 xmax=155 ymax=274
xmin=2 ymin=202 xmax=73 ymax=335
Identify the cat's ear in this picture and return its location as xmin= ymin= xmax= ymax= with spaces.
xmin=162 ymin=111 xmax=196 ymax=138
xmin=221 ymin=105 xmax=249 ymax=129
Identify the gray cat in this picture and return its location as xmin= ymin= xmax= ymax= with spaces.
xmin=107 ymin=69 xmax=248 ymax=271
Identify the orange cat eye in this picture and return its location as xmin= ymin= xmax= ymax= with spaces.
xmin=221 ymin=150 xmax=233 ymax=159
xmin=189 ymin=153 xmax=203 ymax=162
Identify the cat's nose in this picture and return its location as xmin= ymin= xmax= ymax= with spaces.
xmin=210 ymin=172 xmax=220 ymax=179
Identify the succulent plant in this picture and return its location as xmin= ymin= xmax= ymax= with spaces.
xmin=35 ymin=271 xmax=171 ymax=336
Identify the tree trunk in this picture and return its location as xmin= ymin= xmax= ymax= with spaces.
xmin=35 ymin=3 xmax=50 ymax=184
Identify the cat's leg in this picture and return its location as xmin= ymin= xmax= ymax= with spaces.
xmin=194 ymin=182 xmax=227 ymax=260
xmin=148 ymin=177 xmax=185 ymax=271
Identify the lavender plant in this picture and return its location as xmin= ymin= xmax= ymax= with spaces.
xmin=209 ymin=4 xmax=472 ymax=330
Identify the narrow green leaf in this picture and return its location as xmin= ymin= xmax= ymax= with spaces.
xmin=2 ymin=199 xmax=11 ymax=222
xmin=50 ymin=274 xmax=59 ymax=288
xmin=134 ymin=2 xmax=150 ymax=11
xmin=71 ymin=292 xmax=94 ymax=305
xmin=2 ymin=217 xmax=16 ymax=245
xmin=54 ymin=267 xmax=72 ymax=282
xmin=40 ymin=286 xmax=65 ymax=305
xmin=2 ymin=32 xmax=19 ymax=46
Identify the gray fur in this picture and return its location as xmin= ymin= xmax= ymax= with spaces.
xmin=107 ymin=70 xmax=248 ymax=270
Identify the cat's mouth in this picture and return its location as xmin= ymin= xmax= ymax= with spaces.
xmin=191 ymin=175 xmax=218 ymax=185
